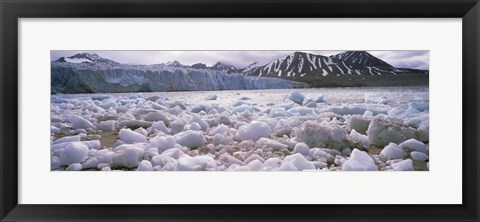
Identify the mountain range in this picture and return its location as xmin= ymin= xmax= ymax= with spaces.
xmin=52 ymin=51 xmax=428 ymax=93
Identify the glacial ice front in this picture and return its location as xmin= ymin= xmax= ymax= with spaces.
xmin=51 ymin=62 xmax=308 ymax=93
xmin=51 ymin=87 xmax=429 ymax=171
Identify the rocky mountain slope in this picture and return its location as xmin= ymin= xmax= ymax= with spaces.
xmin=242 ymin=51 xmax=428 ymax=87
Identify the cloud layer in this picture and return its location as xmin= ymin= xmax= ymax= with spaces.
xmin=51 ymin=50 xmax=429 ymax=70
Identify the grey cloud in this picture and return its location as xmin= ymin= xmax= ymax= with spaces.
xmin=369 ymin=51 xmax=429 ymax=70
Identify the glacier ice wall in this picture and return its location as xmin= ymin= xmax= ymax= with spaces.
xmin=51 ymin=63 xmax=309 ymax=94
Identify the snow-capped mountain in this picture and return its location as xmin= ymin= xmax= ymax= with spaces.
xmin=331 ymin=51 xmax=393 ymax=68
xmin=243 ymin=52 xmax=333 ymax=78
xmin=243 ymin=51 xmax=428 ymax=79
xmin=210 ymin=62 xmax=239 ymax=73
xmin=56 ymin=53 xmax=119 ymax=65
xmin=191 ymin=63 xmax=208 ymax=69
xmin=163 ymin=61 xmax=184 ymax=67
xmin=239 ymin=62 xmax=259 ymax=72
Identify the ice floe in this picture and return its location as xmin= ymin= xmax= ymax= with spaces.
xmin=341 ymin=149 xmax=378 ymax=171
xmin=51 ymin=87 xmax=429 ymax=171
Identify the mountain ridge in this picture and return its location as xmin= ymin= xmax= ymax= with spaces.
xmin=242 ymin=51 xmax=428 ymax=80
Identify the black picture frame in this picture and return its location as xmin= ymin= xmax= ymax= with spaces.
xmin=1 ymin=0 xmax=479 ymax=221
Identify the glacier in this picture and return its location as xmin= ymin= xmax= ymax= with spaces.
xmin=51 ymin=62 xmax=308 ymax=94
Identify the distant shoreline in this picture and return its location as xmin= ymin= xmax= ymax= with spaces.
xmin=51 ymin=84 xmax=428 ymax=95
xmin=287 ymin=73 xmax=429 ymax=88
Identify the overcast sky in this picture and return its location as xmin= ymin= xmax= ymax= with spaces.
xmin=51 ymin=50 xmax=429 ymax=70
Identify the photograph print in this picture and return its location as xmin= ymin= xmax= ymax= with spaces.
xmin=50 ymin=50 xmax=429 ymax=171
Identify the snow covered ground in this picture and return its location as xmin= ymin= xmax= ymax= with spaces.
xmin=51 ymin=86 xmax=429 ymax=171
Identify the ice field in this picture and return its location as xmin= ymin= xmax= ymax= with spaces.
xmin=50 ymin=86 xmax=429 ymax=171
